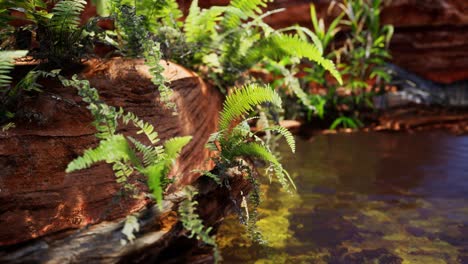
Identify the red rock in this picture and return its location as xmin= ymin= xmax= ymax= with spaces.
xmin=0 ymin=59 xmax=222 ymax=245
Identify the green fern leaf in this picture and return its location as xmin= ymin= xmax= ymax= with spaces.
xmin=0 ymin=50 xmax=28 ymax=89
xmin=121 ymin=111 xmax=160 ymax=144
xmin=179 ymin=186 xmax=218 ymax=246
xmin=184 ymin=0 xmax=225 ymax=44
xmin=49 ymin=0 xmax=86 ymax=31
xmin=66 ymin=134 xmax=138 ymax=173
xmin=222 ymin=0 xmax=269 ymax=30
xmin=269 ymin=34 xmax=343 ymax=85
xmin=261 ymin=126 xmax=295 ymax=153
xmin=128 ymin=136 xmax=164 ymax=166
xmin=219 ymin=84 xmax=282 ymax=131
xmin=227 ymin=142 xmax=279 ymax=167
xmin=228 ymin=142 xmax=295 ymax=189
xmin=144 ymin=162 xmax=166 ymax=207
xmin=163 ymin=136 xmax=192 ymax=162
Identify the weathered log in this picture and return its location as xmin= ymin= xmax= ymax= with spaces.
xmin=0 ymin=58 xmax=222 ymax=246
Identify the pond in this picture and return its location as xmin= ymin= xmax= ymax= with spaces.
xmin=217 ymin=132 xmax=468 ymax=263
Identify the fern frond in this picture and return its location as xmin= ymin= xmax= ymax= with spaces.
xmin=230 ymin=0 xmax=270 ymax=17
xmin=269 ymin=34 xmax=343 ymax=85
xmin=143 ymin=42 xmax=177 ymax=112
xmin=113 ymin=161 xmax=134 ymax=183
xmin=206 ymin=131 xmax=223 ymax=151
xmin=179 ymin=186 xmax=219 ymax=262
xmin=227 ymin=142 xmax=279 ymax=167
xmin=144 ymin=162 xmax=166 ymax=207
xmin=163 ymin=136 xmax=192 ymax=162
xmin=66 ymin=134 xmax=137 ymax=173
xmin=0 ymin=50 xmax=28 ymax=89
xmin=121 ymin=111 xmax=160 ymax=144
xmin=128 ymin=136 xmax=164 ymax=166
xmin=228 ymin=142 xmax=295 ymax=189
xmin=261 ymin=126 xmax=295 ymax=153
xmin=222 ymin=0 xmax=269 ymax=30
xmin=219 ymin=84 xmax=282 ymax=131
xmin=141 ymin=0 xmax=182 ymax=28
xmin=49 ymin=0 xmax=86 ymax=31
xmin=184 ymin=0 xmax=225 ymax=44
xmin=142 ymin=136 xmax=191 ymax=207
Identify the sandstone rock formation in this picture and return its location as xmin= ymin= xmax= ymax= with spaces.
xmin=0 ymin=59 xmax=222 ymax=245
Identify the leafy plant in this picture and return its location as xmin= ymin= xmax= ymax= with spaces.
xmin=0 ymin=50 xmax=28 ymax=122
xmin=337 ymin=0 xmax=393 ymax=92
xmin=179 ymin=186 xmax=220 ymax=262
xmin=60 ymin=75 xmax=191 ymax=206
xmin=299 ymin=0 xmax=394 ymax=128
xmin=186 ymin=84 xmax=295 ymax=255
xmin=330 ymin=115 xmax=363 ymax=130
xmin=0 ymin=0 xmax=92 ymax=64
xmin=104 ymin=1 xmax=177 ymax=111
xmin=151 ymin=0 xmax=342 ymax=98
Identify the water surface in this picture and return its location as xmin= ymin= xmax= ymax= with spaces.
xmin=218 ymin=132 xmax=468 ymax=263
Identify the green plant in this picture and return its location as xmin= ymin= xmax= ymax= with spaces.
xmin=0 ymin=50 xmax=28 ymax=122
xmin=179 ymin=186 xmax=220 ymax=262
xmin=210 ymin=84 xmax=295 ymax=187
xmin=151 ymin=0 xmax=342 ymax=97
xmin=0 ymin=0 xmax=96 ymax=122
xmin=0 ymin=0 xmax=91 ymax=64
xmin=186 ymin=84 xmax=295 ymax=255
xmin=103 ymin=0 xmax=177 ymax=112
xmin=299 ymin=0 xmax=393 ymax=128
xmin=60 ymin=75 xmax=191 ymax=206
xmin=330 ymin=115 xmax=363 ymax=130
xmin=337 ymin=0 xmax=393 ymax=88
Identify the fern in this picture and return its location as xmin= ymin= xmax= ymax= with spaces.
xmin=219 ymin=84 xmax=282 ymax=131
xmin=133 ymin=0 xmax=183 ymax=30
xmin=207 ymin=84 xmax=296 ymax=200
xmin=128 ymin=137 xmax=164 ymax=166
xmin=121 ymin=111 xmax=160 ymax=144
xmin=60 ymin=75 xmax=191 ymax=207
xmin=0 ymin=50 xmax=27 ymax=89
xmin=163 ymin=136 xmax=193 ymax=162
xmin=179 ymin=186 xmax=220 ymax=262
xmin=66 ymin=134 xmax=137 ymax=172
xmin=261 ymin=126 xmax=295 ymax=153
xmin=1 ymin=50 xmax=32 ymax=122
xmin=143 ymin=42 xmax=177 ymax=112
xmin=222 ymin=0 xmax=270 ymax=31
xmin=49 ymin=0 xmax=86 ymax=32
xmin=184 ymin=0 xmax=225 ymax=44
xmin=269 ymin=34 xmax=343 ymax=85
xmin=227 ymin=142 xmax=294 ymax=189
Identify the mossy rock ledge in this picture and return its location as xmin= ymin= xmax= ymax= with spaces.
xmin=0 ymin=58 xmax=228 ymax=257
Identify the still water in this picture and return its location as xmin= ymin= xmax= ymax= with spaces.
xmin=218 ymin=132 xmax=468 ymax=263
